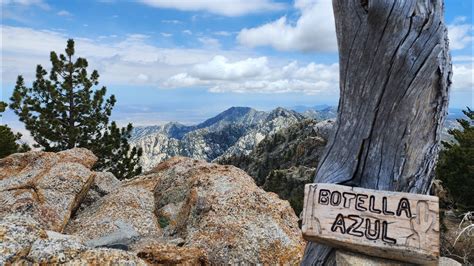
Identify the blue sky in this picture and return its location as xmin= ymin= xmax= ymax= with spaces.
xmin=1 ymin=0 xmax=473 ymax=131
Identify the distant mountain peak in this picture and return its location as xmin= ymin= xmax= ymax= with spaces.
xmin=267 ymin=107 xmax=304 ymax=120
xmin=225 ymin=106 xmax=253 ymax=112
xmin=197 ymin=106 xmax=261 ymax=129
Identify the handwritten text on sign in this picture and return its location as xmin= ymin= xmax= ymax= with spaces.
xmin=302 ymin=183 xmax=439 ymax=264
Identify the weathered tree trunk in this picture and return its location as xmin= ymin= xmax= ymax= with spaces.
xmin=302 ymin=0 xmax=451 ymax=265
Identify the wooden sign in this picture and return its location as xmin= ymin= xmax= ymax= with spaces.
xmin=302 ymin=183 xmax=439 ymax=264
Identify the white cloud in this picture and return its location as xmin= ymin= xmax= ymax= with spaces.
xmin=452 ymin=55 xmax=474 ymax=63
xmin=182 ymin=30 xmax=192 ymax=35
xmin=57 ymin=10 xmax=72 ymax=16
xmin=165 ymin=73 xmax=201 ymax=88
xmin=0 ymin=25 xmax=251 ymax=88
xmin=165 ymin=55 xmax=340 ymax=95
xmin=237 ymin=0 xmax=337 ymax=52
xmin=198 ymin=37 xmax=220 ymax=49
xmin=2 ymin=24 xmax=470 ymax=99
xmin=452 ymin=64 xmax=474 ymax=92
xmin=138 ymin=0 xmax=284 ymax=16
xmin=161 ymin=32 xmax=173 ymax=37
xmin=448 ymin=17 xmax=474 ymax=50
xmin=191 ymin=56 xmax=269 ymax=80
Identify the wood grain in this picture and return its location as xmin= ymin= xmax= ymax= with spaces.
xmin=302 ymin=183 xmax=439 ymax=264
xmin=302 ymin=0 xmax=451 ymax=264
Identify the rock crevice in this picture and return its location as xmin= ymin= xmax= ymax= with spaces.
xmin=0 ymin=148 xmax=305 ymax=264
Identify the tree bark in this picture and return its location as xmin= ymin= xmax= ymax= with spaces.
xmin=302 ymin=0 xmax=451 ymax=265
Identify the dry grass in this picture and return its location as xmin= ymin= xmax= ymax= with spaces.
xmin=441 ymin=211 xmax=474 ymax=264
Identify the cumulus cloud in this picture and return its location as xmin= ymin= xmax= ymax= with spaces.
xmin=138 ymin=0 xmax=284 ymax=17
xmin=191 ymin=56 xmax=269 ymax=80
xmin=4 ymin=25 xmax=467 ymax=98
xmin=165 ymin=55 xmax=340 ymax=95
xmin=0 ymin=25 xmax=241 ymax=87
xmin=448 ymin=17 xmax=474 ymax=50
xmin=237 ymin=0 xmax=336 ymax=52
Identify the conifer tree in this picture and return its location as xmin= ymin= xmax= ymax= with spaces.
xmin=437 ymin=108 xmax=474 ymax=210
xmin=10 ymin=39 xmax=142 ymax=179
xmin=0 ymin=101 xmax=30 ymax=158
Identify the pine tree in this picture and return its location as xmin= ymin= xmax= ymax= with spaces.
xmin=437 ymin=107 xmax=474 ymax=210
xmin=0 ymin=102 xmax=30 ymax=158
xmin=10 ymin=39 xmax=142 ymax=179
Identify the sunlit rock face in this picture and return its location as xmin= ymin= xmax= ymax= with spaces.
xmin=131 ymin=107 xmax=306 ymax=171
xmin=152 ymin=156 xmax=306 ymax=264
xmin=0 ymin=148 xmax=97 ymax=232
xmin=1 ymin=149 xmax=305 ymax=265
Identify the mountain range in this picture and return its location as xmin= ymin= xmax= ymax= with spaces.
xmin=131 ymin=105 xmax=463 ymax=172
xmin=217 ymin=119 xmax=334 ymax=213
xmin=130 ymin=106 xmax=336 ymax=171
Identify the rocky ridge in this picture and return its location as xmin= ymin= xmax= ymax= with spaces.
xmin=0 ymin=148 xmax=305 ymax=265
xmin=218 ymin=119 xmax=334 ymax=214
xmin=131 ymin=107 xmax=305 ymax=171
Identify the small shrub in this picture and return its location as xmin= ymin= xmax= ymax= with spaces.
xmin=436 ymin=107 xmax=474 ymax=210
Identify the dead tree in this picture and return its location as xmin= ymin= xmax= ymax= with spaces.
xmin=302 ymin=0 xmax=451 ymax=264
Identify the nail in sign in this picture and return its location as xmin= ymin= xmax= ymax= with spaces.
xmin=302 ymin=183 xmax=439 ymax=264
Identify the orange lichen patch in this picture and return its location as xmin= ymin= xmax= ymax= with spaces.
xmin=0 ymin=157 xmax=29 ymax=180
xmin=150 ymin=156 xmax=189 ymax=173
xmin=258 ymin=239 xmax=305 ymax=265
xmin=68 ymin=249 xmax=147 ymax=265
xmin=122 ymin=173 xmax=162 ymax=191
xmin=137 ymin=244 xmax=209 ymax=265
xmin=57 ymin=148 xmax=97 ymax=169
xmin=8 ymin=185 xmax=44 ymax=203
xmin=0 ymin=215 xmax=49 ymax=264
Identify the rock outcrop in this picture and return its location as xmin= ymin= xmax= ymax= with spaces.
xmin=0 ymin=215 xmax=146 ymax=265
xmin=65 ymin=171 xmax=163 ymax=249
xmin=79 ymin=171 xmax=121 ymax=211
xmin=0 ymin=149 xmax=97 ymax=232
xmin=1 ymin=149 xmax=305 ymax=264
xmin=136 ymin=244 xmax=209 ymax=265
xmin=153 ymin=157 xmax=305 ymax=264
xmin=219 ymin=119 xmax=333 ymax=213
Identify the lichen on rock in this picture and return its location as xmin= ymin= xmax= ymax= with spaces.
xmin=152 ymin=157 xmax=306 ymax=264
xmin=0 ymin=149 xmax=306 ymax=264
xmin=0 ymin=148 xmax=97 ymax=232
